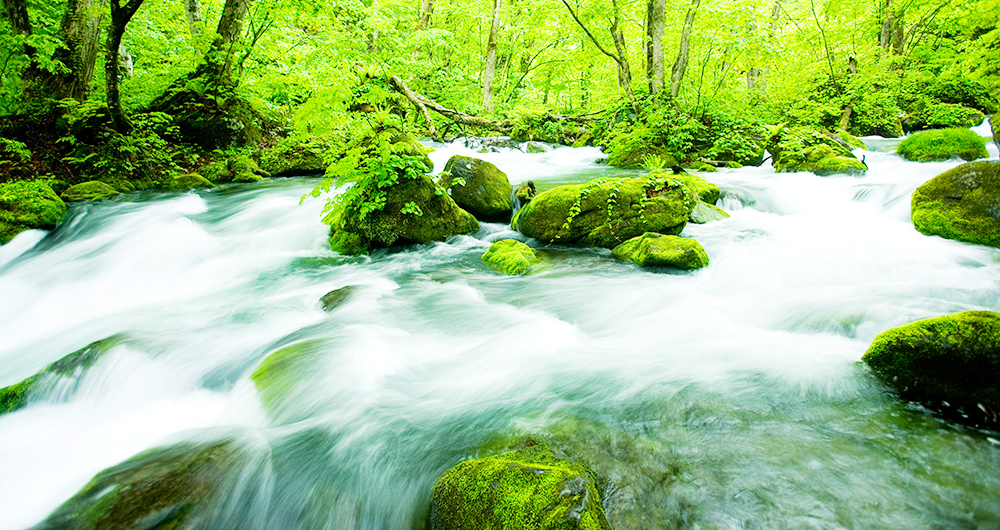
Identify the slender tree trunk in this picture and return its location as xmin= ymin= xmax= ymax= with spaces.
xmin=669 ymin=0 xmax=700 ymax=98
xmin=646 ymin=0 xmax=665 ymax=94
xmin=416 ymin=0 xmax=433 ymax=30
xmin=205 ymin=0 xmax=251 ymax=85
xmin=609 ymin=0 xmax=634 ymax=103
xmin=184 ymin=0 xmax=202 ymax=35
xmin=879 ymin=0 xmax=894 ymax=51
xmin=47 ymin=0 xmax=108 ymax=102
xmin=106 ymin=0 xmax=144 ymax=132
xmin=481 ymin=0 xmax=501 ymax=112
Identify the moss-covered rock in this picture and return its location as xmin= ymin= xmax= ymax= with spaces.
xmin=862 ymin=311 xmax=1000 ymax=427
xmin=611 ymin=233 xmax=709 ymax=269
xmin=688 ymin=201 xmax=730 ymax=224
xmin=767 ymin=127 xmax=867 ymax=175
xmin=332 ymin=174 xmax=480 ymax=250
xmin=198 ymin=154 xmax=271 ymax=184
xmin=328 ymin=230 xmax=368 ymax=255
xmin=833 ymin=129 xmax=866 ymax=150
xmin=35 ymin=438 xmax=244 ymax=530
xmin=910 ymin=161 xmax=1000 ymax=247
xmin=990 ymin=115 xmax=999 ymax=152
xmin=897 ymin=128 xmax=989 ymax=162
xmin=669 ymin=172 xmax=720 ymax=204
xmin=481 ymin=239 xmax=539 ymax=275
xmin=925 ymin=76 xmax=1000 ymax=114
xmin=439 ymin=155 xmax=513 ymax=221
xmin=61 ymin=181 xmax=118 ymax=202
xmin=428 ymin=441 xmax=612 ymax=530
xmin=606 ymin=145 xmax=678 ymax=169
xmin=512 ymin=176 xmax=696 ymax=248
xmin=695 ymin=163 xmax=718 ymax=173
xmin=260 ymin=136 xmax=329 ymax=177
xmin=0 ymin=181 xmax=67 ymax=244
xmin=903 ymin=100 xmax=985 ymax=132
xmin=0 ymin=335 xmax=124 ymax=415
xmin=251 ymin=340 xmax=327 ymax=415
xmin=515 ymin=181 xmax=537 ymax=208
xmin=168 ymin=173 xmax=215 ymax=190
xmin=319 ymin=285 xmax=357 ymax=311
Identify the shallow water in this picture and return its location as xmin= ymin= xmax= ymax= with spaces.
xmin=1 ymin=138 xmax=999 ymax=529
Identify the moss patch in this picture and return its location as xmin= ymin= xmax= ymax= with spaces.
xmin=668 ymin=172 xmax=720 ymax=204
xmin=897 ymin=128 xmax=988 ymax=162
xmin=260 ymin=136 xmax=329 ymax=177
xmin=481 ymin=239 xmax=539 ymax=275
xmin=439 ymin=155 xmax=513 ymax=221
xmin=168 ymin=173 xmax=215 ymax=190
xmin=611 ymin=232 xmax=709 ymax=269
xmin=428 ymin=441 xmax=612 ymax=530
xmin=251 ymin=340 xmax=328 ymax=416
xmin=688 ymin=201 xmax=729 ymax=224
xmin=862 ymin=311 xmax=1000 ymax=427
xmin=910 ymin=160 xmax=1000 ymax=247
xmin=767 ymin=127 xmax=866 ymax=175
xmin=61 ymin=181 xmax=118 ymax=202
xmin=0 ymin=180 xmax=67 ymax=244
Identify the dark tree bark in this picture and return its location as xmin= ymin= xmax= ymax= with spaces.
xmin=106 ymin=0 xmax=144 ymax=132
xmin=669 ymin=0 xmax=700 ymax=98
xmin=48 ymin=0 xmax=109 ymax=102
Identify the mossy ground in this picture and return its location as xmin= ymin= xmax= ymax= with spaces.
xmin=61 ymin=181 xmax=118 ymax=202
xmin=611 ymin=232 xmax=709 ymax=270
xmin=428 ymin=441 xmax=612 ymax=530
xmin=862 ymin=311 xmax=1000 ymax=427
xmin=897 ymin=128 xmax=989 ymax=162
xmin=0 ymin=180 xmax=67 ymax=244
xmin=481 ymin=239 xmax=539 ymax=275
xmin=911 ymin=161 xmax=1000 ymax=247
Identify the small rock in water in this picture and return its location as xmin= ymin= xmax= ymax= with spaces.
xmin=320 ymin=285 xmax=357 ymax=311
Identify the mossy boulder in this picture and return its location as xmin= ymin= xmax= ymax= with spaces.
xmin=428 ymin=441 xmax=612 ymax=530
xmin=330 ymin=174 xmax=480 ymax=252
xmin=515 ymin=181 xmax=537 ymax=207
xmin=897 ymin=128 xmax=989 ymax=162
xmin=168 ymin=173 xmax=215 ymax=190
xmin=606 ymin=145 xmax=678 ymax=169
xmin=767 ymin=127 xmax=866 ymax=175
xmin=149 ymin=80 xmax=263 ymax=150
xmin=862 ymin=311 xmax=1000 ymax=427
xmin=61 ymin=181 xmax=118 ymax=202
xmin=0 ymin=335 xmax=124 ymax=415
xmin=0 ymin=181 xmax=67 ymax=244
xmin=328 ymin=229 xmax=368 ymax=255
xmin=903 ymin=99 xmax=985 ymax=132
xmin=689 ymin=201 xmax=730 ymax=224
xmin=611 ymin=233 xmax=709 ymax=269
xmin=260 ymin=136 xmax=329 ymax=177
xmin=35 ymin=438 xmax=244 ymax=529
xmin=481 ymin=239 xmax=539 ymax=275
xmin=251 ymin=340 xmax=327 ymax=416
xmin=833 ymin=129 xmax=866 ymax=150
xmin=669 ymin=172 xmax=720 ymax=204
xmin=439 ymin=155 xmax=513 ymax=221
xmin=198 ymin=155 xmax=271 ymax=183
xmin=512 ymin=176 xmax=696 ymax=248
xmin=910 ymin=161 xmax=1000 ymax=247
xmin=319 ymin=285 xmax=357 ymax=311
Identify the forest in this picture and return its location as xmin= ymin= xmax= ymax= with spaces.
xmin=1 ymin=0 xmax=1000 ymax=528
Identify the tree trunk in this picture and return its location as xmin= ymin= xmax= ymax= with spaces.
xmin=481 ymin=0 xmax=501 ymax=112
xmin=416 ymin=0 xmax=433 ymax=30
xmin=3 ymin=0 xmax=45 ymax=96
xmin=205 ymin=0 xmax=251 ymax=85
xmin=609 ymin=0 xmax=634 ymax=103
xmin=646 ymin=0 xmax=665 ymax=94
xmin=669 ymin=0 xmax=699 ymax=98
xmin=106 ymin=0 xmax=144 ymax=132
xmin=46 ymin=0 xmax=108 ymax=102
xmin=184 ymin=0 xmax=202 ymax=35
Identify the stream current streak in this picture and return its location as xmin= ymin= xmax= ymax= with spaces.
xmin=0 ymin=138 xmax=998 ymax=529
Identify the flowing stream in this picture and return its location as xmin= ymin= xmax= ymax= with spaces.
xmin=1 ymin=133 xmax=999 ymax=529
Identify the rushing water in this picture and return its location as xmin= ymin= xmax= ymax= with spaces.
xmin=1 ymin=133 xmax=999 ymax=529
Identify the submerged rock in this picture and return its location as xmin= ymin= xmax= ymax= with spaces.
xmin=439 ymin=155 xmax=513 ymax=221
xmin=61 ymin=181 xmax=118 ymax=202
xmin=0 ymin=181 xmax=67 ymax=244
xmin=168 ymin=173 xmax=215 ymax=190
xmin=611 ymin=233 xmax=709 ymax=270
xmin=767 ymin=127 xmax=867 ymax=175
xmin=319 ymin=286 xmax=357 ymax=311
xmin=35 ymin=438 xmax=247 ymax=530
xmin=862 ymin=311 xmax=1000 ymax=427
xmin=428 ymin=440 xmax=612 ymax=530
xmin=513 ymin=175 xmax=696 ymax=248
xmin=896 ymin=128 xmax=988 ymax=162
xmin=910 ymin=161 xmax=1000 ymax=247
xmin=0 ymin=335 xmax=124 ymax=415
xmin=481 ymin=239 xmax=539 ymax=275
xmin=688 ymin=201 xmax=729 ymax=224
xmin=250 ymin=339 xmax=329 ymax=417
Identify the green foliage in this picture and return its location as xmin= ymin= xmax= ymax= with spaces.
xmin=897 ymin=128 xmax=989 ymax=162
xmin=641 ymin=154 xmax=666 ymax=171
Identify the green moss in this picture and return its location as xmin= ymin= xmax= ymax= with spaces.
xmin=513 ymin=176 xmax=695 ymax=248
xmin=992 ymin=115 xmax=999 ymax=151
xmin=260 ymin=136 xmax=330 ymax=177
xmin=428 ymin=441 xmax=612 ymax=530
xmin=910 ymin=161 xmax=1000 ymax=247
xmin=0 ymin=180 xmax=67 ymax=244
xmin=481 ymin=239 xmax=539 ymax=275
xmin=319 ymin=285 xmax=357 ymax=311
xmin=688 ymin=201 xmax=730 ymax=224
xmin=862 ymin=311 xmax=1000 ymax=427
xmin=61 ymin=181 xmax=118 ymax=202
xmin=439 ymin=156 xmax=513 ymax=221
xmin=833 ymin=129 xmax=866 ymax=149
xmin=611 ymin=232 xmax=709 ymax=269
xmin=897 ymin=128 xmax=989 ymax=162
xmin=168 ymin=173 xmax=215 ymax=190
xmin=696 ymin=163 xmax=718 ymax=173
xmin=768 ymin=127 xmax=867 ymax=175
xmin=515 ymin=181 xmax=537 ymax=206
xmin=607 ymin=145 xmax=678 ymax=169
xmin=251 ymin=340 xmax=327 ymax=415
xmin=905 ymin=99 xmax=985 ymax=131
xmin=197 ymin=154 xmax=270 ymax=184
xmin=926 ymin=76 xmax=1000 ymax=114
xmin=328 ymin=229 xmax=369 ymax=255
xmin=663 ymin=171 xmax=720 ymax=204
xmin=0 ymin=335 xmax=125 ymax=415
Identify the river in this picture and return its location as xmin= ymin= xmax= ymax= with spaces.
xmin=0 ymin=132 xmax=998 ymax=528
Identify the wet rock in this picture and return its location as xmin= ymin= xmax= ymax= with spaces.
xmin=260 ymin=136 xmax=329 ymax=177
xmin=910 ymin=160 xmax=1000 ymax=247
xmin=688 ymin=202 xmax=729 ymax=224
xmin=168 ymin=173 xmax=215 ymax=190
xmin=607 ymin=145 xmax=678 ymax=169
xmin=1 ymin=335 xmax=125 ymax=415
xmin=525 ymin=141 xmax=552 ymax=153
xmin=767 ymin=127 xmax=866 ymax=175
xmin=481 ymin=239 xmax=539 ymax=275
xmin=670 ymin=172 xmax=720 ymax=204
xmin=0 ymin=181 xmax=67 ymax=244
xmin=611 ymin=233 xmax=709 ymax=270
xmin=862 ymin=311 xmax=1000 ymax=427
xmin=897 ymin=128 xmax=989 ymax=162
xmin=320 ymin=286 xmax=357 ymax=311
xmin=328 ymin=230 xmax=368 ymax=255
xmin=198 ymin=155 xmax=271 ymax=184
xmin=250 ymin=340 xmax=327 ymax=417
xmin=515 ymin=181 xmax=537 ymax=208
xmin=428 ymin=440 xmax=613 ymax=530
xmin=512 ymin=175 xmax=696 ymax=248
xmin=61 ymin=181 xmax=118 ymax=202
xmin=990 ymin=114 xmax=999 ymax=151
xmin=439 ymin=155 xmax=513 ymax=221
